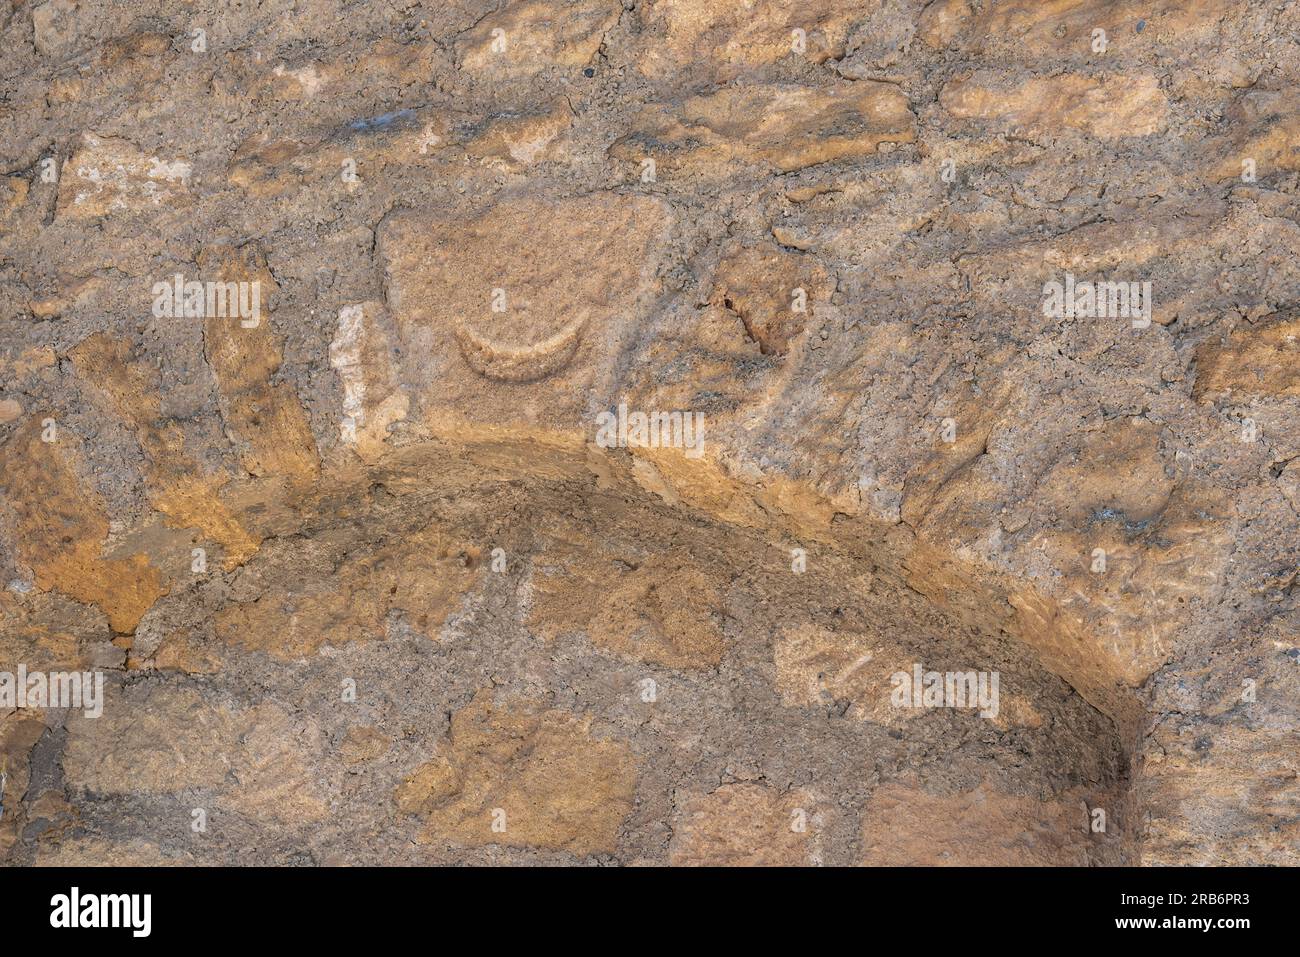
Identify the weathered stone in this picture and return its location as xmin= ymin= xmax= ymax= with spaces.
xmin=458 ymin=0 xmax=620 ymax=77
xmin=56 ymin=133 xmax=192 ymax=220
xmin=0 ymin=418 xmax=164 ymax=633
xmin=32 ymin=0 xmax=80 ymax=57
xmin=711 ymin=242 xmax=833 ymax=356
xmin=2 ymin=0 xmax=1295 ymax=870
xmin=638 ymin=0 xmax=875 ymax=80
xmin=63 ymin=686 xmax=329 ymax=824
xmin=394 ymin=691 xmax=638 ymax=855
xmin=530 ymin=549 xmax=727 ymax=668
xmin=668 ymin=783 xmax=822 ymax=865
xmin=328 ymin=301 xmax=409 ymax=462
xmin=215 ymin=524 xmax=479 ymax=659
xmin=466 ymin=101 xmax=574 ymax=167
xmin=379 ymin=193 xmax=672 ymax=428
xmin=940 ymin=72 xmax=1169 ymax=139
xmin=860 ymin=781 xmax=1118 ymax=865
xmin=774 ymin=624 xmax=915 ymax=725
xmin=199 ymin=244 xmax=320 ymax=487
xmin=70 ymin=333 xmax=262 ymax=568
xmin=1194 ymin=314 xmax=1300 ymax=400
xmin=1206 ymin=92 xmax=1300 ymax=182
xmin=953 ymin=0 xmax=1231 ymax=58
xmin=338 ymin=726 xmax=392 ymax=767
xmin=614 ymin=82 xmax=916 ymax=174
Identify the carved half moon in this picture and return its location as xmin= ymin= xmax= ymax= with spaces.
xmin=454 ymin=313 xmax=587 ymax=383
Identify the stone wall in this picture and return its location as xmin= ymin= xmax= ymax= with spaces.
xmin=1 ymin=0 xmax=1296 ymax=865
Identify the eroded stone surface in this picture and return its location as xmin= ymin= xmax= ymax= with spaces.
xmin=530 ymin=548 xmax=727 ymax=668
xmin=940 ymin=73 xmax=1169 ymax=140
xmin=1 ymin=0 xmax=1296 ymax=869
xmin=0 ymin=418 xmax=164 ymax=633
xmin=394 ymin=691 xmax=638 ymax=855
xmin=458 ymin=0 xmax=620 ymax=77
xmin=63 ymin=686 xmax=330 ymax=824
xmin=380 ymin=193 xmax=672 ymax=425
xmin=214 ymin=523 xmax=480 ymax=660
xmin=56 ymin=132 xmax=192 ymax=220
xmin=860 ymin=781 xmax=1120 ymax=866
xmin=639 ymin=0 xmax=876 ymax=80
xmin=613 ymin=82 xmax=916 ymax=175
xmin=200 ymin=245 xmax=321 ymax=487
xmin=668 ymin=783 xmax=823 ymax=866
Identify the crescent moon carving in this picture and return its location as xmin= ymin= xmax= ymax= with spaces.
xmin=454 ymin=313 xmax=588 ymax=383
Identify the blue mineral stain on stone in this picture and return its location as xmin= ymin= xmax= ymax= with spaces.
xmin=349 ymin=109 xmax=416 ymax=132
xmin=1093 ymin=507 xmax=1153 ymax=532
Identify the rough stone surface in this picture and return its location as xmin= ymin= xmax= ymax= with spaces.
xmin=1 ymin=0 xmax=1297 ymax=867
